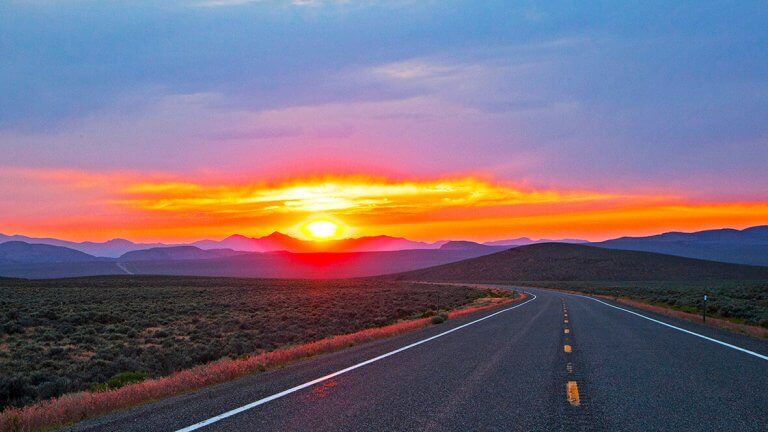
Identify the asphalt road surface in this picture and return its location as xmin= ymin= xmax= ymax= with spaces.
xmin=67 ymin=286 xmax=768 ymax=432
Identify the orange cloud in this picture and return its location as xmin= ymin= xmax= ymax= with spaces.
xmin=118 ymin=176 xmax=619 ymax=215
xmin=1 ymin=167 xmax=767 ymax=242
xmin=383 ymin=202 xmax=768 ymax=241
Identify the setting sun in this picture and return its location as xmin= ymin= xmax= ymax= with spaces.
xmin=303 ymin=220 xmax=340 ymax=240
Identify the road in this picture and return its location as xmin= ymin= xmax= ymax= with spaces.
xmin=67 ymin=286 xmax=768 ymax=432
xmin=115 ymin=262 xmax=134 ymax=275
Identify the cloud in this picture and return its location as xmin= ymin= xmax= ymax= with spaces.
xmin=4 ymin=166 xmax=768 ymax=243
xmin=360 ymin=54 xmax=578 ymax=117
xmin=117 ymin=176 xmax=619 ymax=215
xmin=370 ymin=60 xmax=461 ymax=81
xmin=192 ymin=0 xmax=355 ymax=7
xmin=194 ymin=0 xmax=262 ymax=7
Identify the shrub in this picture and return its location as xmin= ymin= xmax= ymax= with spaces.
xmin=431 ymin=314 xmax=448 ymax=324
xmin=89 ymin=372 xmax=150 ymax=392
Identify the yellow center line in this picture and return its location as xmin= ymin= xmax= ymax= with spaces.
xmin=562 ymin=301 xmax=579 ymax=408
xmin=567 ymin=381 xmax=580 ymax=406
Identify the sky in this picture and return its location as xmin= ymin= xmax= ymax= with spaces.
xmin=1 ymin=0 xmax=767 ymax=242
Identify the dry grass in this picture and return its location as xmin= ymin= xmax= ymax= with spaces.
xmin=0 ymin=292 xmax=525 ymax=432
xmin=447 ymin=296 xmax=516 ymax=319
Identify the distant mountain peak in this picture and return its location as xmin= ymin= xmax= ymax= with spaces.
xmin=358 ymin=234 xmax=400 ymax=240
xmin=224 ymin=234 xmax=252 ymax=240
xmin=439 ymin=240 xmax=496 ymax=251
xmin=102 ymin=238 xmax=134 ymax=245
xmin=262 ymin=231 xmax=293 ymax=240
xmin=483 ymin=237 xmax=585 ymax=247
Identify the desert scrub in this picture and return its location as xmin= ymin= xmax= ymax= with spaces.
xmin=0 ymin=276 xmax=485 ymax=409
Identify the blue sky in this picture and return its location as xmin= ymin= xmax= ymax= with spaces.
xmin=2 ymin=1 xmax=767 ymax=189
xmin=1 ymin=1 xmax=768 ymax=240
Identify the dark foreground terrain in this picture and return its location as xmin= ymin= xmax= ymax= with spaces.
xmin=0 ymin=276 xmax=485 ymax=409
xmin=68 ymin=286 xmax=768 ymax=432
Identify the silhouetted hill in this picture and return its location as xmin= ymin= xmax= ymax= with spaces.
xmin=119 ymin=246 xmax=246 ymax=261
xmin=593 ymin=225 xmax=768 ymax=266
xmin=0 ymin=234 xmax=172 ymax=257
xmin=439 ymin=241 xmax=503 ymax=252
xmin=0 ymin=247 xmax=499 ymax=279
xmin=0 ymin=242 xmax=98 ymax=264
xmin=0 ymin=242 xmax=123 ymax=278
xmin=114 ymin=249 xmax=499 ymax=279
xmin=483 ymin=237 xmax=586 ymax=246
xmin=393 ymin=243 xmax=768 ymax=282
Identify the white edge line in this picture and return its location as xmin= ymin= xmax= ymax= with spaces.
xmin=175 ymin=293 xmax=537 ymax=432
xmin=574 ymin=294 xmax=768 ymax=362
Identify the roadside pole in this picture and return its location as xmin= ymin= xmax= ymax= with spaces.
xmin=703 ymin=294 xmax=708 ymax=323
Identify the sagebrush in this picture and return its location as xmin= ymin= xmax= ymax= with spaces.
xmin=0 ymin=276 xmax=486 ymax=409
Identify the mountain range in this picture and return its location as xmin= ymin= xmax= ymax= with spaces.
xmin=593 ymin=225 xmax=768 ymax=266
xmin=0 ymin=234 xmax=171 ymax=258
xmin=191 ymin=232 xmax=445 ymax=254
xmin=0 ymin=242 xmax=505 ymax=279
xmin=0 ymin=231 xmax=577 ymax=257
xmin=2 ymin=239 xmax=767 ymax=281
xmin=1 ymin=225 xmax=767 ymax=279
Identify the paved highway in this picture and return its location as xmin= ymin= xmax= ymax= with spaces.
xmin=67 ymin=286 xmax=768 ymax=432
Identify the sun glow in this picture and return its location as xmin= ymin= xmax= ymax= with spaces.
xmin=303 ymin=220 xmax=341 ymax=240
xmin=12 ymin=168 xmax=768 ymax=243
xmin=120 ymin=176 xmax=619 ymax=216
